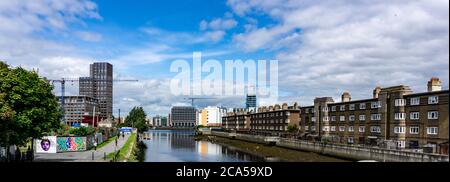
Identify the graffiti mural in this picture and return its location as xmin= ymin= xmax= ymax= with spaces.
xmin=57 ymin=137 xmax=87 ymax=152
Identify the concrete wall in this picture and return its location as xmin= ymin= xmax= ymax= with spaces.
xmin=211 ymin=131 xmax=449 ymax=162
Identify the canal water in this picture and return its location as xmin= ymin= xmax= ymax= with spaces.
xmin=143 ymin=130 xmax=265 ymax=162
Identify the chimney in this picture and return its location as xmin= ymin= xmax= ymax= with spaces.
xmin=373 ymin=87 xmax=381 ymax=98
xmin=341 ymin=91 xmax=351 ymax=102
xmin=427 ymin=77 xmax=442 ymax=92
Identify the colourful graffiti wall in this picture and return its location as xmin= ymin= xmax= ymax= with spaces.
xmin=57 ymin=137 xmax=87 ymax=152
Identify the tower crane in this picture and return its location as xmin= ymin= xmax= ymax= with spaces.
xmin=48 ymin=78 xmax=138 ymax=122
xmin=184 ymin=97 xmax=215 ymax=107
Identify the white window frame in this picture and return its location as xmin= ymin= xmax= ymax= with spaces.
xmin=323 ymin=116 xmax=329 ymax=121
xmin=428 ymin=96 xmax=439 ymax=104
xmin=371 ymin=114 xmax=381 ymax=121
xmin=359 ymin=103 xmax=366 ymax=110
xmin=339 ymin=116 xmax=345 ymax=122
xmin=311 ymin=126 xmax=316 ymax=131
xmin=410 ymin=97 xmax=420 ymax=106
xmin=394 ymin=126 xmax=406 ymax=134
xmin=311 ymin=117 xmax=316 ymax=122
xmin=340 ymin=105 xmax=345 ymax=111
xmin=371 ymin=101 xmax=380 ymax=109
xmin=370 ymin=126 xmax=381 ymax=133
xmin=331 ymin=106 xmax=336 ymax=111
xmin=322 ymin=126 xmax=329 ymax=131
xmin=428 ymin=111 xmax=439 ymax=119
xmin=331 ymin=116 xmax=336 ymax=121
xmin=349 ymin=115 xmax=355 ymax=121
xmin=331 ymin=126 xmax=336 ymax=131
xmin=348 ymin=126 xmax=354 ymax=132
xmin=305 ymin=126 xmax=309 ymax=131
xmin=349 ymin=104 xmax=355 ymax=110
xmin=394 ymin=99 xmax=406 ymax=107
xmin=394 ymin=113 xmax=406 ymax=120
xmin=359 ymin=126 xmax=365 ymax=133
xmin=409 ymin=127 xmax=419 ymax=134
xmin=427 ymin=127 xmax=438 ymax=135
xmin=359 ymin=115 xmax=366 ymax=121
xmin=410 ymin=112 xmax=420 ymax=120
xmin=397 ymin=141 xmax=406 ymax=148
xmin=339 ymin=126 xmax=345 ymax=132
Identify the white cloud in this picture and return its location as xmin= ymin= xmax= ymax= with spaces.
xmin=75 ymin=31 xmax=103 ymax=42
xmin=227 ymin=0 xmax=449 ymax=106
xmin=200 ymin=18 xmax=238 ymax=31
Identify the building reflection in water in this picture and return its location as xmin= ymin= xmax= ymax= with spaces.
xmin=144 ymin=130 xmax=265 ymax=162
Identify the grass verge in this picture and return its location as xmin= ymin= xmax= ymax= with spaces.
xmin=106 ymin=133 xmax=136 ymax=162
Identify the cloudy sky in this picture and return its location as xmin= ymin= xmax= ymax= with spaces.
xmin=1 ymin=0 xmax=448 ymax=117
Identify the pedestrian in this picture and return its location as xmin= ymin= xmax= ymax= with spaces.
xmin=94 ymin=140 xmax=97 ymax=151
xmin=122 ymin=133 xmax=124 ymax=139
xmin=115 ymin=137 xmax=118 ymax=147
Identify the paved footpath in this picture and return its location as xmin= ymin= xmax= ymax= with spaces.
xmin=34 ymin=134 xmax=130 ymax=162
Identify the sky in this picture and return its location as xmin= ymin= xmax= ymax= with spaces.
xmin=1 ymin=0 xmax=449 ymax=117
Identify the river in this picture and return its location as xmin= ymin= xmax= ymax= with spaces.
xmin=143 ymin=130 xmax=347 ymax=162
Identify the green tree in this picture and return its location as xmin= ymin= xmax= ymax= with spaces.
xmin=68 ymin=126 xmax=96 ymax=136
xmin=287 ymin=124 xmax=299 ymax=133
xmin=0 ymin=61 xmax=61 ymax=157
xmin=124 ymin=106 xmax=148 ymax=133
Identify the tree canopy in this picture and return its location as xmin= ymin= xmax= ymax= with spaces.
xmin=124 ymin=106 xmax=148 ymax=133
xmin=0 ymin=61 xmax=61 ymax=147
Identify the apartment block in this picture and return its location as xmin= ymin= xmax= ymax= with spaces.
xmin=299 ymin=77 xmax=449 ymax=154
xmin=222 ymin=108 xmax=251 ymax=131
xmin=79 ymin=62 xmax=113 ymax=119
xmin=249 ymin=103 xmax=300 ymax=135
xmin=57 ymin=95 xmax=100 ymax=127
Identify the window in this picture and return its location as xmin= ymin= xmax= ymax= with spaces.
xmin=323 ymin=116 xmax=329 ymax=121
xmin=410 ymin=97 xmax=420 ymax=105
xmin=339 ymin=126 xmax=345 ymax=132
xmin=331 ymin=116 xmax=336 ymax=121
xmin=395 ymin=99 xmax=406 ymax=106
xmin=331 ymin=126 xmax=336 ymax=131
xmin=370 ymin=126 xmax=381 ymax=133
xmin=311 ymin=117 xmax=316 ymax=122
xmin=349 ymin=104 xmax=355 ymax=110
xmin=394 ymin=127 xmax=406 ymax=134
xmin=397 ymin=141 xmax=406 ymax=148
xmin=348 ymin=137 xmax=354 ymax=144
xmin=428 ymin=111 xmax=439 ymax=119
xmin=394 ymin=113 xmax=406 ymax=120
xmin=359 ymin=115 xmax=366 ymax=121
xmin=340 ymin=105 xmax=345 ymax=111
xmin=339 ymin=116 xmax=345 ymax=122
xmin=371 ymin=114 xmax=381 ymax=121
xmin=428 ymin=96 xmax=439 ymax=104
xmin=304 ymin=109 xmax=309 ymax=113
xmin=322 ymin=107 xmax=329 ymax=112
xmin=359 ymin=103 xmax=366 ymax=110
xmin=359 ymin=126 xmax=365 ymax=133
xmin=427 ymin=127 xmax=438 ymax=135
xmin=409 ymin=112 xmax=420 ymax=120
xmin=409 ymin=127 xmax=419 ymax=134
xmin=349 ymin=115 xmax=355 ymax=121
xmin=311 ymin=126 xmax=316 ymax=131
xmin=371 ymin=101 xmax=381 ymax=109
xmin=348 ymin=126 xmax=354 ymax=132
xmin=305 ymin=126 xmax=309 ymax=131
xmin=322 ymin=126 xmax=329 ymax=131
xmin=331 ymin=106 xmax=336 ymax=111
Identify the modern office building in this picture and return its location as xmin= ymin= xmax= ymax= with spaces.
xmin=170 ymin=106 xmax=197 ymax=127
xmin=246 ymin=94 xmax=257 ymax=109
xmin=57 ymin=95 xmax=100 ymax=127
xmin=299 ymin=77 xmax=449 ymax=154
xmin=79 ymin=62 xmax=113 ymax=119
xmin=198 ymin=106 xmax=227 ymax=127
xmin=152 ymin=115 xmax=168 ymax=127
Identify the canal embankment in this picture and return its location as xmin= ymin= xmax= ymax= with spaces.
xmin=196 ymin=135 xmax=348 ymax=162
xmin=210 ymin=131 xmax=449 ymax=162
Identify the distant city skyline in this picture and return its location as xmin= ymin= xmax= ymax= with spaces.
xmin=1 ymin=0 xmax=448 ymax=117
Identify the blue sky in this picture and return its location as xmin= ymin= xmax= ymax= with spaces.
xmin=1 ymin=0 xmax=448 ymax=116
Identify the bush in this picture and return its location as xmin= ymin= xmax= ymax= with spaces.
xmin=68 ymin=126 xmax=96 ymax=136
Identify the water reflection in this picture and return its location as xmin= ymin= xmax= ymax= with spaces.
xmin=144 ymin=130 xmax=265 ymax=162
